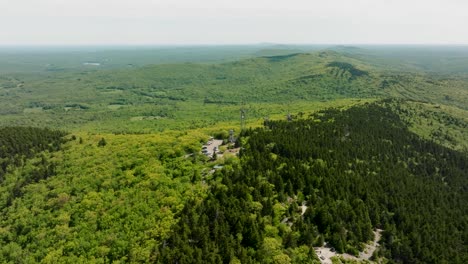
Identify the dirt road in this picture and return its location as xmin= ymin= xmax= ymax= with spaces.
xmin=315 ymin=229 xmax=382 ymax=264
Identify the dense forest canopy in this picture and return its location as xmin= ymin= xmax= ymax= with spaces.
xmin=159 ymin=102 xmax=467 ymax=263
xmin=0 ymin=47 xmax=467 ymax=263
xmin=0 ymin=126 xmax=66 ymax=184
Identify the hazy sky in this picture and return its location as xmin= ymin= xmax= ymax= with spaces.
xmin=1 ymin=0 xmax=467 ymax=45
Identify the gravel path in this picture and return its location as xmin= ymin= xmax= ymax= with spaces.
xmin=358 ymin=229 xmax=382 ymax=260
xmin=315 ymin=229 xmax=382 ymax=264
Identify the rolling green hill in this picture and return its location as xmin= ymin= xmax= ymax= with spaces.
xmin=1 ymin=50 xmax=467 ymax=134
xmin=0 ymin=47 xmax=467 ymax=263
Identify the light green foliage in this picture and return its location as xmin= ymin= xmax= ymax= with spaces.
xmin=288 ymin=246 xmax=320 ymax=264
xmin=384 ymin=99 xmax=468 ymax=152
xmin=331 ymin=256 xmax=372 ymax=264
xmin=0 ymin=130 xmax=208 ymax=262
xmin=261 ymin=237 xmax=285 ymax=262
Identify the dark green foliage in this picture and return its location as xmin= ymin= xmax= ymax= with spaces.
xmin=327 ymin=61 xmax=369 ymax=78
xmin=159 ymin=103 xmax=467 ymax=263
xmin=260 ymin=104 xmax=467 ymax=263
xmin=97 ymin=137 xmax=107 ymax=147
xmin=64 ymin=103 xmax=89 ymax=110
xmin=0 ymin=127 xmax=66 ymax=208
xmin=0 ymin=127 xmax=66 ymax=182
xmin=380 ymin=79 xmax=399 ymax=89
xmin=262 ymin=53 xmax=303 ymax=62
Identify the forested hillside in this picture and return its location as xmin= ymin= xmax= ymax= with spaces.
xmin=0 ymin=47 xmax=467 ymax=263
xmin=1 ymin=50 xmax=466 ymax=133
xmin=388 ymin=99 xmax=468 ymax=152
xmin=159 ymin=103 xmax=467 ymax=263
xmin=0 ymin=129 xmax=212 ymax=263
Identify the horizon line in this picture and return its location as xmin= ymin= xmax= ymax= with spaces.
xmin=1 ymin=43 xmax=468 ymax=47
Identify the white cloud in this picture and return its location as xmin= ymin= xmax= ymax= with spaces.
xmin=0 ymin=0 xmax=467 ymax=44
